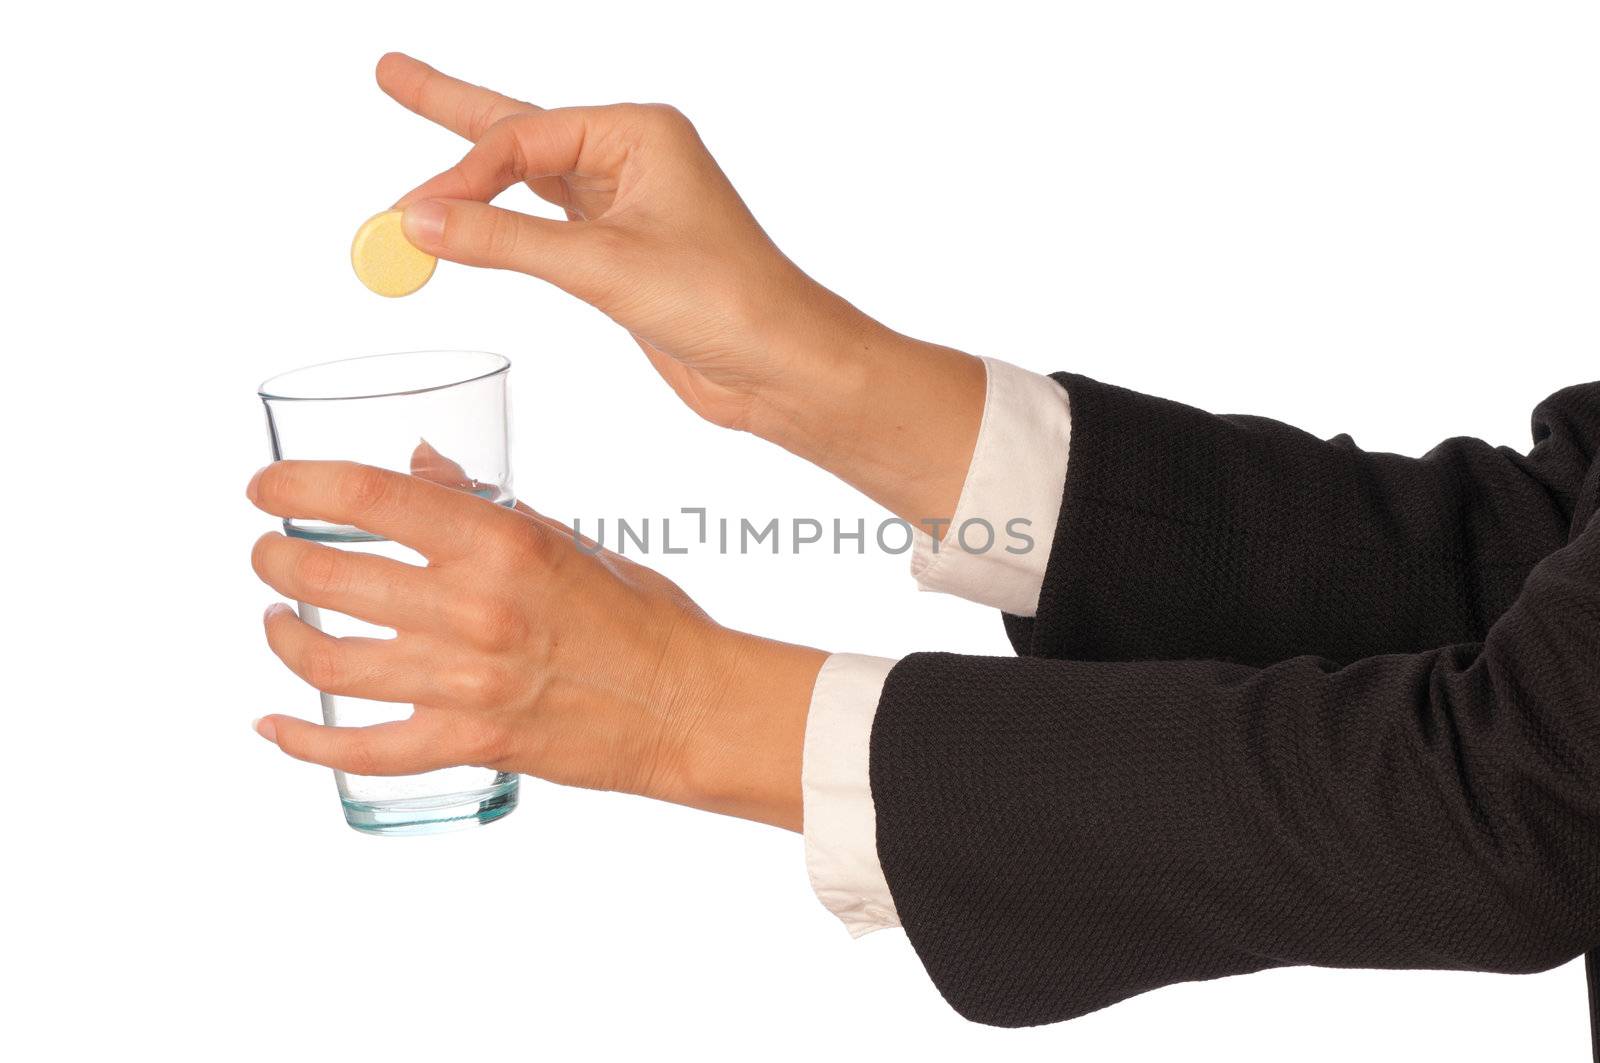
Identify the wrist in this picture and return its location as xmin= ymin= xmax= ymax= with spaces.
xmin=741 ymin=280 xmax=880 ymax=461
xmin=666 ymin=625 xmax=826 ymax=831
xmin=748 ymin=301 xmax=986 ymax=533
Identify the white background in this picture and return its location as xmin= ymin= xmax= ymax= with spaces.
xmin=4 ymin=1 xmax=1597 ymax=1060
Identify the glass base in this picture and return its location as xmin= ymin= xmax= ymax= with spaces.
xmin=341 ymin=777 xmax=519 ymax=836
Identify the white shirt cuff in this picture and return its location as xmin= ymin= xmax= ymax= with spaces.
xmin=802 ymin=652 xmax=900 ymax=937
xmin=910 ymin=356 xmax=1071 ymax=617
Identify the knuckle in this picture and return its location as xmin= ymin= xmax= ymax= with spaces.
xmin=299 ymin=642 xmax=345 ymax=691
xmin=480 ymin=113 xmax=530 ymax=157
xmin=640 ymin=102 xmax=692 ymax=133
xmin=337 ymin=464 xmax=391 ymax=516
xmin=500 ymin=114 xmax=542 ymax=171
xmin=464 ymin=596 xmax=525 ymax=650
xmin=454 ymin=666 xmax=509 ymax=708
xmin=291 ymin=545 xmax=343 ymax=595
xmin=486 ymin=517 xmax=544 ymax=567
xmin=504 ymin=110 xmax=543 ymax=134
xmin=484 ymin=210 xmax=524 ymax=259
xmin=469 ymin=97 xmax=508 ymax=136
xmin=610 ymin=101 xmax=651 ymax=124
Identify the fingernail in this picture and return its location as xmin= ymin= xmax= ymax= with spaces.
xmin=264 ymin=602 xmax=290 ymax=623
xmin=253 ymin=716 xmax=278 ymax=743
xmin=403 ymin=200 xmax=447 ymax=245
xmin=246 ymin=465 xmax=268 ymax=501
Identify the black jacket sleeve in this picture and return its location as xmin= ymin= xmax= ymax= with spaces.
xmin=1006 ymin=375 xmax=1600 ymax=666
xmin=873 ymin=379 xmax=1600 ymax=1028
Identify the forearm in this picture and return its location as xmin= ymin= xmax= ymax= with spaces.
xmin=874 ymin=519 xmax=1600 ymax=1024
xmin=746 ymin=284 xmax=987 ymax=536
xmin=1026 ymin=373 xmax=1600 ymax=665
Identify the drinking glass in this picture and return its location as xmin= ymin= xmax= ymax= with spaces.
xmin=258 ymin=350 xmax=520 ymax=835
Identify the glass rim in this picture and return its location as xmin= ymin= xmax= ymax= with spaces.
xmin=257 ymin=349 xmax=511 ymax=403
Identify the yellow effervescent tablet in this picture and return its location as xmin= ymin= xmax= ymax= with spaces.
xmin=351 ymin=210 xmax=436 ymax=297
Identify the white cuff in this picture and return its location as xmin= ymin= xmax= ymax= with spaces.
xmin=802 ymin=652 xmax=900 ymax=937
xmin=910 ymin=356 xmax=1071 ymax=618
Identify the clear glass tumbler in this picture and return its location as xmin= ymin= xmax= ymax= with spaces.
xmin=258 ymin=350 xmax=520 ymax=835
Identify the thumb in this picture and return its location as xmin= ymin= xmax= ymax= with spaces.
xmin=401 ymin=198 xmax=618 ymax=303
xmin=409 ymin=438 xmax=470 ymax=486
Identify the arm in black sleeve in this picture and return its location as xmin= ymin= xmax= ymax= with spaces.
xmin=873 ymin=509 xmax=1600 ymax=1027
xmin=1007 ymin=377 xmax=1600 ymax=664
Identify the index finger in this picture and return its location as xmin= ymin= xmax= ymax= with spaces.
xmin=376 ymin=52 xmax=539 ymax=141
xmin=394 ymin=108 xmax=599 ymax=209
xmin=247 ymin=460 xmax=510 ymax=562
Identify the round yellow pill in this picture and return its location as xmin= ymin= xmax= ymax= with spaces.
xmin=350 ymin=209 xmax=436 ymax=297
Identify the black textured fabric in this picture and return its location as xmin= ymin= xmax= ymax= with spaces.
xmin=1590 ymin=950 xmax=1600 ymax=1057
xmin=871 ymin=375 xmax=1600 ymax=1036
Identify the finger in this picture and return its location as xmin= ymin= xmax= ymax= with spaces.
xmin=391 ymin=110 xmax=613 ymax=289
xmin=411 ymin=439 xmax=474 ymax=489
xmin=263 ymin=603 xmax=450 ymax=703
xmin=255 ymin=714 xmax=457 ymax=776
xmin=251 ymin=532 xmax=439 ymax=632
xmin=406 ymin=443 xmax=518 ymax=557
xmin=398 ymin=198 xmax=613 ymax=301
xmin=375 ymin=52 xmax=537 ymax=141
xmin=376 ymin=53 xmax=571 ymax=208
xmin=247 ymin=460 xmax=513 ymax=563
xmin=394 ymin=109 xmax=600 ymax=207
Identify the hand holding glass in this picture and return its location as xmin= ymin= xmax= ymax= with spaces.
xmin=257 ymin=350 xmax=518 ymax=834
